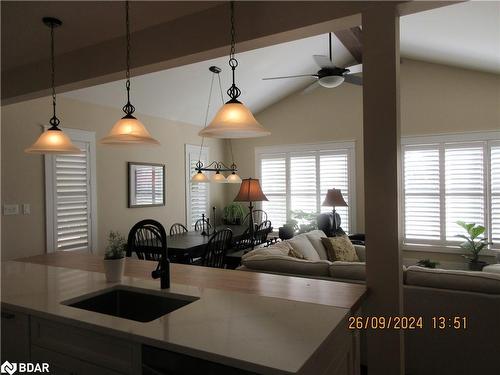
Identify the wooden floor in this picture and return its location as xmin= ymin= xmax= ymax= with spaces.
xmin=16 ymin=251 xmax=367 ymax=311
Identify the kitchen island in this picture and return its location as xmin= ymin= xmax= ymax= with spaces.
xmin=1 ymin=252 xmax=367 ymax=375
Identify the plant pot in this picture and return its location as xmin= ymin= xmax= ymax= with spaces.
xmin=468 ymin=260 xmax=488 ymax=271
xmin=103 ymin=258 xmax=125 ymax=282
xmin=279 ymin=226 xmax=295 ymax=240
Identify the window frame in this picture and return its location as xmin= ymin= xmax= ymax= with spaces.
xmin=44 ymin=128 xmax=97 ymax=254
xmin=185 ymin=144 xmax=210 ymax=230
xmin=255 ymin=141 xmax=356 ymax=233
xmin=401 ymin=131 xmax=500 ymax=254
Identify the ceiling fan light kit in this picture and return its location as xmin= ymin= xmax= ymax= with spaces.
xmin=319 ymin=75 xmax=345 ymax=88
xmin=199 ymin=1 xmax=270 ymax=139
xmin=25 ymin=17 xmax=82 ymax=155
xmin=100 ymin=1 xmax=159 ymax=146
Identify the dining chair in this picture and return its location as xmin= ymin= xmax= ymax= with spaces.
xmin=243 ymin=209 xmax=268 ymax=226
xmin=232 ymin=227 xmax=253 ymax=251
xmin=127 ymin=219 xmax=167 ymax=261
xmin=254 ymin=220 xmax=273 ymax=245
xmin=169 ymin=223 xmax=188 ymax=236
xmin=202 ymin=229 xmax=233 ymax=268
xmin=194 ymin=218 xmax=211 ymax=231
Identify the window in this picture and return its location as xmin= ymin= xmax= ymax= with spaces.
xmin=402 ymin=132 xmax=500 ymax=250
xmin=256 ymin=142 xmax=355 ymax=232
xmin=45 ymin=129 xmax=97 ymax=253
xmin=185 ymin=144 xmax=210 ymax=230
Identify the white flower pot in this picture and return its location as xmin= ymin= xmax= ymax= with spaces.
xmin=103 ymin=258 xmax=125 ymax=282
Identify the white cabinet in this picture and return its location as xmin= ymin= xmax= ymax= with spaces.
xmin=1 ymin=309 xmax=30 ymax=362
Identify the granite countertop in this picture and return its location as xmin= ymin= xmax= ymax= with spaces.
xmin=1 ymin=261 xmax=350 ymax=374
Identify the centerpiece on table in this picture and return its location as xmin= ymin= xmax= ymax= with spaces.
xmin=456 ymin=221 xmax=491 ymax=271
xmin=104 ymin=231 xmax=127 ymax=282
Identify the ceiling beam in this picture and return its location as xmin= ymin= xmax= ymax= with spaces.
xmin=334 ymin=26 xmax=363 ymax=63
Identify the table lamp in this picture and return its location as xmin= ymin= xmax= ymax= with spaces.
xmin=234 ymin=178 xmax=268 ymax=249
xmin=322 ymin=189 xmax=348 ymax=236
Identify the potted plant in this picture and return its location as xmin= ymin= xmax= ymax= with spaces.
xmin=416 ymin=259 xmax=440 ymax=269
xmin=104 ymin=231 xmax=126 ymax=282
xmin=223 ymin=203 xmax=246 ymax=225
xmin=456 ymin=221 xmax=491 ymax=271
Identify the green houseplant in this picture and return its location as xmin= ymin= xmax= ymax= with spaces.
xmin=223 ymin=203 xmax=246 ymax=225
xmin=416 ymin=259 xmax=440 ymax=269
xmin=456 ymin=221 xmax=490 ymax=271
xmin=104 ymin=231 xmax=127 ymax=282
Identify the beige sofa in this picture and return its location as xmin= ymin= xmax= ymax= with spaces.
xmin=240 ymin=230 xmax=500 ymax=375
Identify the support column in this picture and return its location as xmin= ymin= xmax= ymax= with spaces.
xmin=362 ymin=4 xmax=403 ymax=375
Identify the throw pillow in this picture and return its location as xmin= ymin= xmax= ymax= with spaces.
xmin=288 ymin=247 xmax=305 ymax=259
xmin=321 ymin=236 xmax=359 ymax=262
xmin=288 ymin=234 xmax=321 ymax=261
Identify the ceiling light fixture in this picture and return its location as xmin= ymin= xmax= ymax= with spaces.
xmin=191 ymin=66 xmax=242 ymax=184
xmin=100 ymin=1 xmax=159 ymax=145
xmin=25 ymin=17 xmax=81 ymax=154
xmin=198 ymin=1 xmax=270 ymax=139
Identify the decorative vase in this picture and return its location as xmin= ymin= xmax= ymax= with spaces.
xmin=103 ymin=258 xmax=125 ymax=282
xmin=468 ymin=259 xmax=487 ymax=271
xmin=279 ymin=225 xmax=295 ymax=240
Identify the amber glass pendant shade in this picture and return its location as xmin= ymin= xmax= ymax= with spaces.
xmin=100 ymin=115 xmax=159 ymax=145
xmin=191 ymin=170 xmax=209 ymax=183
xmin=25 ymin=128 xmax=81 ymax=154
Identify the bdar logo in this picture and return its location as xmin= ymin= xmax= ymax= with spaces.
xmin=0 ymin=361 xmax=17 ymax=375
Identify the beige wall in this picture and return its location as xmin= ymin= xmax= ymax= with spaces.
xmin=1 ymin=96 xmax=226 ymax=260
xmin=231 ymin=59 xmax=500 ymax=262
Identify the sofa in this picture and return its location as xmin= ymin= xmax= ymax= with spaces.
xmin=240 ymin=230 xmax=500 ymax=375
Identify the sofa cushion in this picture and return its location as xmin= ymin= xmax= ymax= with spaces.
xmin=321 ymin=236 xmax=359 ymax=262
xmin=329 ymin=261 xmax=366 ymax=281
xmin=353 ymin=245 xmax=366 ymax=262
xmin=288 ymin=233 xmax=321 ymax=261
xmin=242 ymin=254 xmax=331 ymax=276
xmin=405 ymin=266 xmax=500 ymax=294
xmin=241 ymin=245 xmax=289 ymax=261
xmin=306 ymin=230 xmax=328 ymax=260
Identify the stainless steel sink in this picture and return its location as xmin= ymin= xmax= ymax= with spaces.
xmin=63 ymin=287 xmax=198 ymax=322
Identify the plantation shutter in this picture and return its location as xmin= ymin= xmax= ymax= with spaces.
xmin=490 ymin=144 xmax=500 ymax=245
xmin=290 ymin=154 xmax=317 ymax=214
xmin=55 ymin=141 xmax=91 ymax=251
xmin=320 ymin=152 xmax=350 ymax=231
xmin=134 ymin=165 xmax=164 ymax=205
xmin=186 ymin=146 xmax=209 ymax=229
xmin=261 ymin=155 xmax=287 ymax=227
xmin=444 ymin=144 xmax=485 ymax=241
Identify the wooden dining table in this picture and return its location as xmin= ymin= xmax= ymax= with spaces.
xmin=167 ymin=224 xmax=249 ymax=263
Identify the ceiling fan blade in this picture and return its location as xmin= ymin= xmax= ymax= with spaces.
xmin=346 ymin=63 xmax=362 ymax=74
xmin=301 ymin=81 xmax=320 ymax=95
xmin=313 ymin=55 xmax=334 ymax=69
xmin=344 ymin=74 xmax=363 ymax=86
xmin=262 ymin=74 xmax=318 ymax=81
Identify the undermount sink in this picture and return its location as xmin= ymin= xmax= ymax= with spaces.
xmin=63 ymin=287 xmax=198 ymax=322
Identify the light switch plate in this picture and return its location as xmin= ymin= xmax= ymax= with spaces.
xmin=3 ymin=204 xmax=19 ymax=216
xmin=22 ymin=203 xmax=31 ymax=215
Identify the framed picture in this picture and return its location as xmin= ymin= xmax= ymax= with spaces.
xmin=128 ymin=162 xmax=165 ymax=208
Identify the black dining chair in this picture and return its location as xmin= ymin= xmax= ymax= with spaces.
xmin=254 ymin=220 xmax=273 ymax=245
xmin=232 ymin=227 xmax=253 ymax=251
xmin=127 ymin=220 xmax=167 ymax=261
xmin=202 ymin=229 xmax=233 ymax=268
xmin=243 ymin=209 xmax=268 ymax=227
xmin=169 ymin=223 xmax=188 ymax=236
xmin=194 ymin=218 xmax=211 ymax=231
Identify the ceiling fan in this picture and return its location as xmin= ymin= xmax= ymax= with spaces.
xmin=262 ymin=33 xmax=362 ymax=93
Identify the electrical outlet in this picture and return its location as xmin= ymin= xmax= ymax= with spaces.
xmin=22 ymin=203 xmax=31 ymax=215
xmin=3 ymin=204 xmax=19 ymax=216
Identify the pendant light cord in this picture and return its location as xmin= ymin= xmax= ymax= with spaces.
xmin=198 ymin=72 xmax=216 ymax=162
xmin=227 ymin=1 xmax=241 ymax=102
xmin=122 ymin=0 xmax=135 ymax=116
xmin=49 ymin=23 xmax=60 ymax=129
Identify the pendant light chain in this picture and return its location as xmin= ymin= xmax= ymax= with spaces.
xmin=123 ymin=0 xmax=135 ymax=117
xmin=49 ymin=23 xmax=60 ymax=129
xmin=198 ymin=72 xmax=216 ymax=163
xmin=227 ymin=1 xmax=241 ymax=102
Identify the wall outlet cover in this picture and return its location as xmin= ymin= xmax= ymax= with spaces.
xmin=3 ymin=204 xmax=19 ymax=216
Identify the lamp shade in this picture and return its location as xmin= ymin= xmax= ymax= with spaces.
xmin=199 ymin=101 xmax=271 ymax=139
xmin=191 ymin=171 xmax=209 ymax=183
xmin=322 ymin=189 xmax=348 ymax=207
xmin=226 ymin=172 xmax=242 ymax=184
xmin=100 ymin=116 xmax=160 ymax=145
xmin=234 ymin=178 xmax=268 ymax=202
xmin=25 ymin=129 xmax=82 ymax=154
xmin=211 ymin=171 xmax=227 ymax=183
xmin=319 ymin=75 xmax=344 ymax=88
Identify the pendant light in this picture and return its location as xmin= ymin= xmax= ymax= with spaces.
xmin=199 ymin=1 xmax=270 ymax=139
xmin=25 ymin=18 xmax=81 ymax=154
xmin=100 ymin=1 xmax=159 ymax=145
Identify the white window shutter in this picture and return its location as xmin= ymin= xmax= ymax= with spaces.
xmin=290 ymin=154 xmax=317 ymax=216
xmin=491 ymin=144 xmax=500 ymax=245
xmin=261 ymin=155 xmax=287 ymax=227
xmin=186 ymin=146 xmax=210 ymax=230
xmin=134 ymin=165 xmax=164 ymax=205
xmin=403 ymin=146 xmax=441 ymax=241
xmin=55 ymin=142 xmax=91 ymax=251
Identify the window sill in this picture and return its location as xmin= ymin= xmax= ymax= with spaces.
xmin=402 ymin=243 xmax=499 ymax=257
